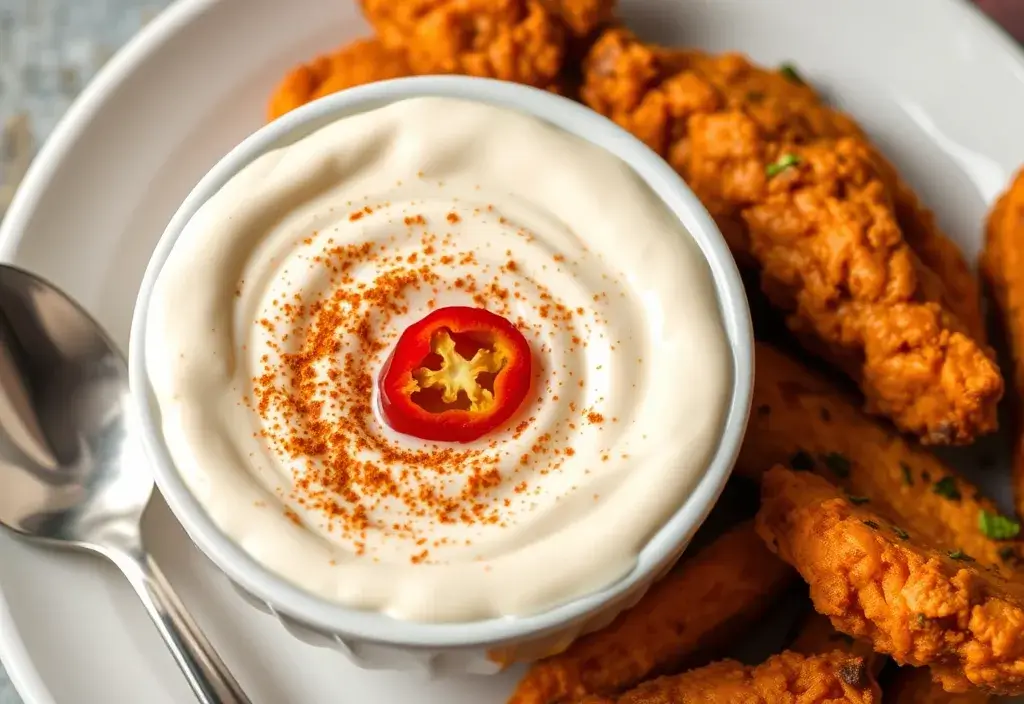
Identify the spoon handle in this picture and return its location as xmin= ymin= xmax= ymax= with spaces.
xmin=123 ymin=552 xmax=251 ymax=703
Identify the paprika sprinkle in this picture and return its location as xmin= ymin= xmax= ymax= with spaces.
xmin=145 ymin=98 xmax=730 ymax=621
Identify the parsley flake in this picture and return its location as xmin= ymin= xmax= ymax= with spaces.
xmin=947 ymin=550 xmax=975 ymax=562
xmin=790 ymin=450 xmax=815 ymax=471
xmin=862 ymin=520 xmax=880 ymax=530
xmin=900 ymin=463 xmax=913 ymax=486
xmin=766 ymin=153 xmax=801 ymax=178
xmin=979 ymin=510 xmax=1021 ymax=540
xmin=1000 ymin=546 xmax=1019 ymax=563
xmin=915 ymin=613 xmax=926 ymax=627
xmin=847 ymin=495 xmax=870 ymax=505
xmin=893 ymin=526 xmax=910 ymax=541
xmin=823 ymin=452 xmax=851 ymax=478
xmin=779 ymin=63 xmax=804 ymax=85
xmin=933 ymin=476 xmax=961 ymax=501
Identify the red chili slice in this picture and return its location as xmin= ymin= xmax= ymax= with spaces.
xmin=377 ymin=306 xmax=532 ymax=443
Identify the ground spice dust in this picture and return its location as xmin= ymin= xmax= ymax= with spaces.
xmin=246 ymin=201 xmax=613 ymax=563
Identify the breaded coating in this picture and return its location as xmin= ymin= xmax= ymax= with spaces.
xmin=757 ymin=466 xmax=1024 ymax=695
xmin=267 ymin=38 xmax=413 ymax=121
xmin=790 ymin=610 xmax=886 ymax=677
xmin=580 ymin=29 xmax=983 ymax=341
xmin=359 ymin=0 xmax=566 ymax=89
xmin=886 ymin=666 xmax=990 ymax=703
xmin=981 ymin=168 xmax=1024 ymax=521
xmin=736 ymin=342 xmax=1024 ymax=578
xmin=506 ymin=521 xmax=794 ymax=703
xmin=893 ymin=184 xmax=985 ymax=344
xmin=582 ymin=651 xmax=880 ymax=703
xmin=581 ymin=28 xmax=1000 ymax=444
xmin=537 ymin=0 xmax=616 ymax=38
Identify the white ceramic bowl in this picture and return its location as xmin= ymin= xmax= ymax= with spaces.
xmin=128 ymin=76 xmax=754 ymax=675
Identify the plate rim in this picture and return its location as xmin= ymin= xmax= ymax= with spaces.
xmin=2 ymin=0 xmax=1024 ymax=700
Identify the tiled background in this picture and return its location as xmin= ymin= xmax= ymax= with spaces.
xmin=0 ymin=0 xmax=1022 ymax=702
xmin=0 ymin=0 xmax=170 ymax=219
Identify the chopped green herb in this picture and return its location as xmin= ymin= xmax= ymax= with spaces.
xmin=779 ymin=62 xmax=804 ymax=85
xmin=766 ymin=153 xmax=801 ymax=178
xmin=900 ymin=463 xmax=913 ymax=486
xmin=790 ymin=450 xmax=815 ymax=471
xmin=933 ymin=476 xmax=961 ymax=500
xmin=979 ymin=510 xmax=1021 ymax=540
xmin=947 ymin=550 xmax=974 ymax=562
xmin=862 ymin=520 xmax=880 ymax=530
xmin=823 ymin=452 xmax=851 ymax=478
xmin=1000 ymin=546 xmax=1019 ymax=563
xmin=915 ymin=613 xmax=926 ymax=627
xmin=893 ymin=526 xmax=910 ymax=541
xmin=847 ymin=495 xmax=870 ymax=505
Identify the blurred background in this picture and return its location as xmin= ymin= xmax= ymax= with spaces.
xmin=0 ymin=0 xmax=170 ymax=221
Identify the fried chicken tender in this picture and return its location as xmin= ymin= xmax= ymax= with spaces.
xmin=737 ymin=342 xmax=1024 ymax=578
xmin=981 ymin=168 xmax=1024 ymax=521
xmin=886 ymin=667 xmax=990 ymax=703
xmin=581 ymin=29 xmax=1000 ymax=444
xmin=580 ymin=651 xmax=880 ymax=704
xmin=757 ymin=466 xmax=1024 ymax=695
xmin=506 ymin=521 xmax=794 ymax=704
xmin=790 ymin=610 xmax=886 ymax=677
xmin=358 ymin=0 xmax=566 ymax=89
xmin=537 ymin=0 xmax=616 ymax=38
xmin=267 ymin=38 xmax=413 ymax=121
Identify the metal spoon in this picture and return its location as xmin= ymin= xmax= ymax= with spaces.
xmin=0 ymin=264 xmax=250 ymax=704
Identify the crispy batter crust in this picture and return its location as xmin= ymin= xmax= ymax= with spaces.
xmin=757 ymin=466 xmax=1024 ymax=695
xmin=790 ymin=610 xmax=886 ymax=677
xmin=738 ymin=342 xmax=1023 ymax=578
xmin=506 ymin=522 xmax=794 ymax=703
xmin=981 ymin=168 xmax=1024 ymax=521
xmin=359 ymin=0 xmax=566 ymax=88
xmin=537 ymin=0 xmax=616 ymax=37
xmin=267 ymin=38 xmax=414 ymax=121
xmin=584 ymin=651 xmax=880 ymax=703
xmin=886 ymin=666 xmax=990 ymax=703
xmin=581 ymin=28 xmax=1000 ymax=444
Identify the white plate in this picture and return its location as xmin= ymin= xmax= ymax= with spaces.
xmin=2 ymin=0 xmax=1024 ymax=701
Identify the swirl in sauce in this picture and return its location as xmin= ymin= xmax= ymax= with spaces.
xmin=145 ymin=97 xmax=731 ymax=621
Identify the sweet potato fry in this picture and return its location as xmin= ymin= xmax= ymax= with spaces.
xmin=757 ymin=466 xmax=1024 ymax=695
xmin=580 ymin=651 xmax=880 ymax=703
xmin=981 ymin=168 xmax=1024 ymax=522
xmin=506 ymin=521 xmax=794 ymax=703
xmin=738 ymin=342 xmax=1023 ymax=577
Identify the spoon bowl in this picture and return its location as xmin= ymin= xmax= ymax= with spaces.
xmin=0 ymin=264 xmax=248 ymax=703
xmin=0 ymin=265 xmax=151 ymax=555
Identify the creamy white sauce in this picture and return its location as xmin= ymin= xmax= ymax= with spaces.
xmin=145 ymin=97 xmax=730 ymax=622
